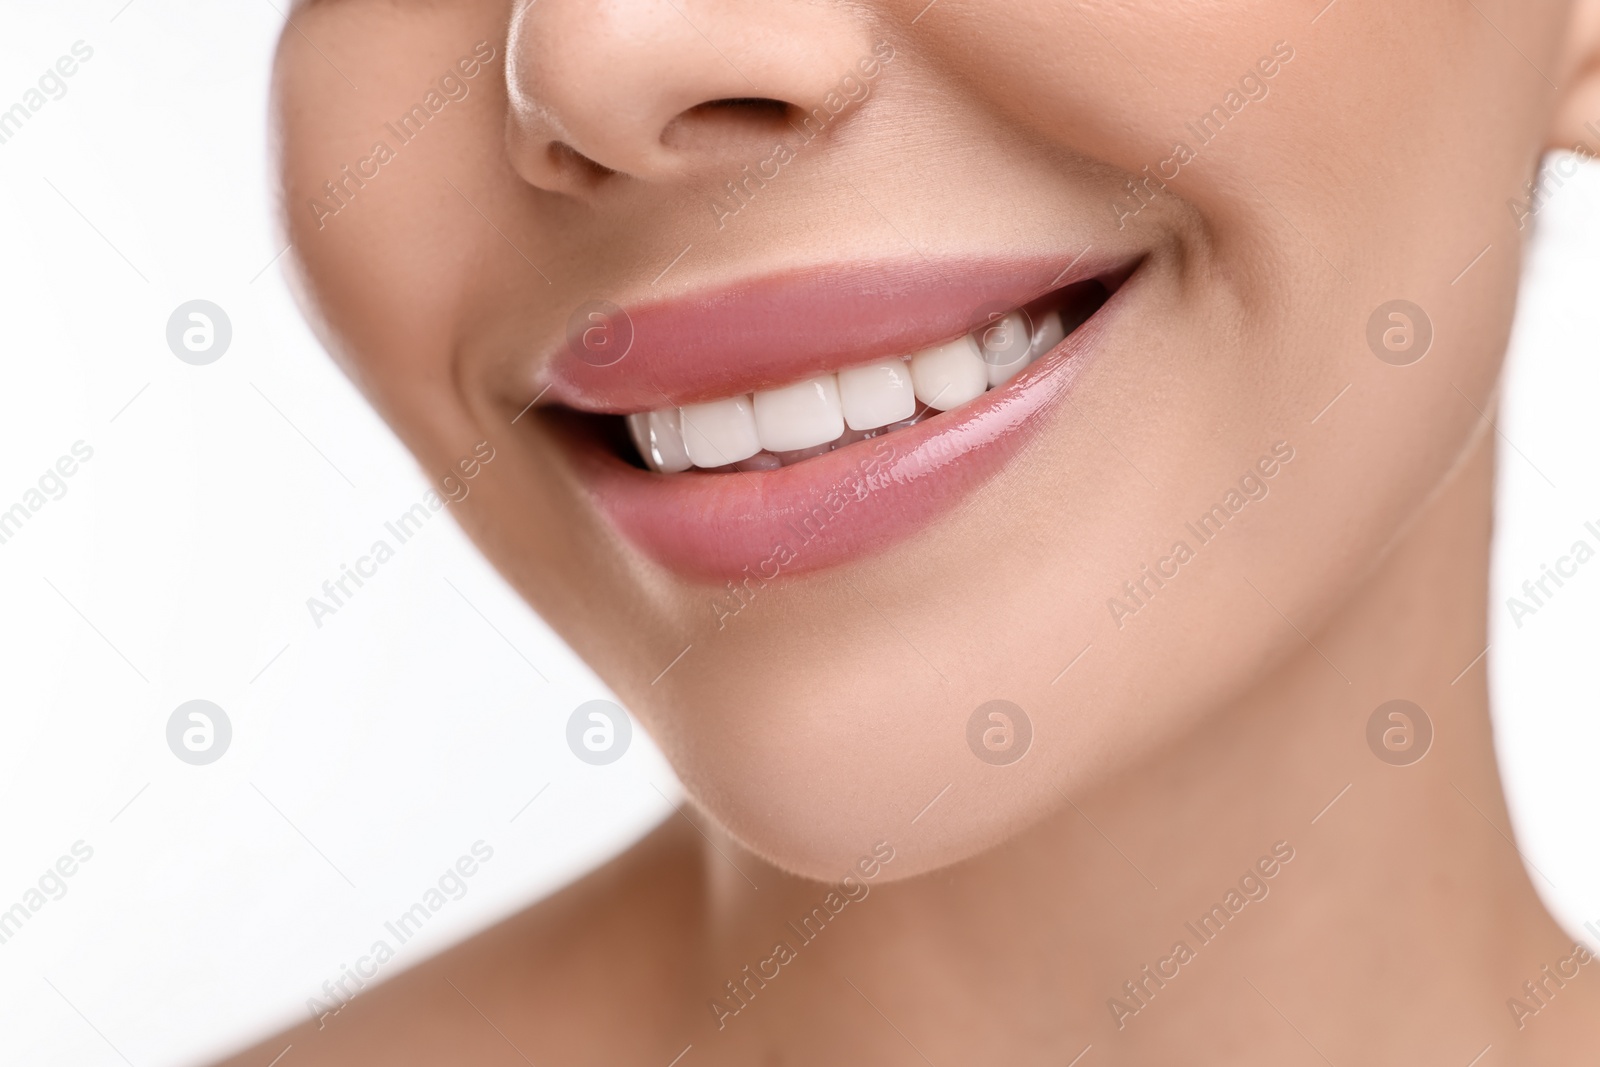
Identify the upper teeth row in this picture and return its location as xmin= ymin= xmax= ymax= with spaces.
xmin=628 ymin=307 xmax=1067 ymax=472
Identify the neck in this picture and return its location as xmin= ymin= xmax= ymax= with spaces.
xmin=696 ymin=429 xmax=1598 ymax=1063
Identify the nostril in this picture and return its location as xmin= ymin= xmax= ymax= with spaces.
xmin=661 ymin=97 xmax=800 ymax=151
xmin=503 ymin=0 xmax=876 ymax=190
xmin=692 ymin=97 xmax=793 ymax=119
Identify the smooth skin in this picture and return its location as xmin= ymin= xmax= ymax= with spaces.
xmin=225 ymin=1 xmax=1600 ymax=1063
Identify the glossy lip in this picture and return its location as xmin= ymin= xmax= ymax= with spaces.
xmin=555 ymin=257 xmax=1145 ymax=581
xmin=536 ymin=254 xmax=1131 ymax=412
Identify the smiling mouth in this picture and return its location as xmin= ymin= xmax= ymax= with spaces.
xmin=529 ymin=254 xmax=1142 ymax=579
xmin=618 ymin=276 xmax=1118 ymax=473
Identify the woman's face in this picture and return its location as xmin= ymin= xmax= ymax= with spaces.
xmin=275 ymin=0 xmax=1585 ymax=880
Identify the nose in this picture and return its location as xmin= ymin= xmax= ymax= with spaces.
xmin=504 ymin=0 xmax=876 ymax=193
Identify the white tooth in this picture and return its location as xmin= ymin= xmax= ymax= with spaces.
xmin=627 ymin=409 xmax=693 ymax=472
xmin=838 ymin=358 xmax=916 ymax=430
xmin=1029 ymin=307 xmax=1066 ymax=361
xmin=753 ymin=374 xmax=845 ymax=453
xmin=679 ymin=396 xmax=760 ymax=468
xmin=976 ymin=310 xmax=1034 ymax=387
xmin=910 ymin=335 xmax=987 ymax=411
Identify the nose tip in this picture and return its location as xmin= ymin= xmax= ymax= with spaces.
xmin=504 ymin=0 xmax=876 ymax=194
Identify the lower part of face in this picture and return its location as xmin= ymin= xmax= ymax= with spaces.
xmin=276 ymin=0 xmax=1563 ymax=879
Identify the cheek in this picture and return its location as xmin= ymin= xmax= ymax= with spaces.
xmin=276 ymin=1 xmax=522 ymax=448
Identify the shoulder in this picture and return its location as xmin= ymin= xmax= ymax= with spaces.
xmin=213 ymin=818 xmax=705 ymax=1067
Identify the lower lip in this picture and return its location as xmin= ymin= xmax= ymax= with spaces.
xmin=568 ymin=278 xmax=1135 ymax=582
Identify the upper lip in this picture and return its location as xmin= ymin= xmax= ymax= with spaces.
xmin=530 ymin=253 xmax=1134 ymax=414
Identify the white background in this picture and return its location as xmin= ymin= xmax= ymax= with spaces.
xmin=0 ymin=5 xmax=1595 ymax=1065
